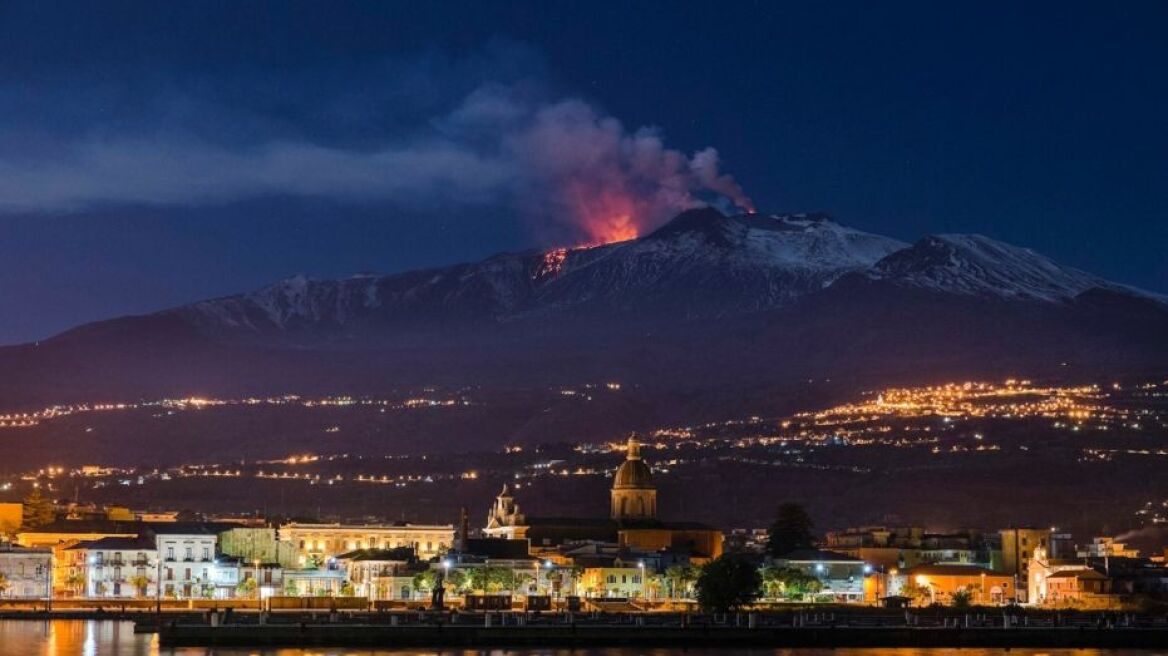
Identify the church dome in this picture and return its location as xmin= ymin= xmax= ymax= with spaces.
xmin=613 ymin=438 xmax=654 ymax=489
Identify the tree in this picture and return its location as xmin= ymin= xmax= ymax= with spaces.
xmin=665 ymin=565 xmax=697 ymax=599
xmin=236 ymin=577 xmax=258 ymax=599
xmin=65 ymin=572 xmax=87 ymax=597
xmin=566 ymin=565 xmax=584 ymax=596
xmin=900 ymin=580 xmax=930 ymax=606
xmin=514 ymin=571 xmax=534 ymax=594
xmin=339 ymin=581 xmax=354 ymax=597
xmin=412 ymin=570 xmax=437 ymax=594
xmin=0 ymin=573 xmax=9 ymax=597
xmin=646 ymin=573 xmax=666 ymax=599
xmin=694 ymin=555 xmax=761 ymax=613
xmin=444 ymin=569 xmax=467 ymax=595
xmin=766 ymin=503 xmax=815 ymax=557
xmin=951 ymin=587 xmax=973 ymax=608
xmin=760 ymin=566 xmax=822 ymax=600
xmin=21 ymin=488 xmax=55 ymax=530
xmin=466 ymin=566 xmax=515 ymax=593
xmin=128 ymin=575 xmax=151 ymax=598
xmin=284 ymin=578 xmax=300 ymax=596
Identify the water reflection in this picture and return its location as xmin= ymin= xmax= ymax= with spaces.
xmin=0 ymin=621 xmax=1164 ymax=656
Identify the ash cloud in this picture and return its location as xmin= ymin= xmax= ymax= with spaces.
xmin=0 ymin=46 xmax=751 ymax=245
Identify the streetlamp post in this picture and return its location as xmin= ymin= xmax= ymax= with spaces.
xmin=637 ymin=561 xmax=645 ymax=600
xmin=544 ymin=560 xmax=555 ymax=599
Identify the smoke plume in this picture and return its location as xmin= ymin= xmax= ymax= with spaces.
xmin=0 ymin=58 xmax=752 ymax=246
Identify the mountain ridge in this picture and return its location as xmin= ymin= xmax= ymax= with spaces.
xmin=4 ymin=208 xmax=1166 ymax=409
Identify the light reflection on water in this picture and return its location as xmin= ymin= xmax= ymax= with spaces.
xmin=1 ymin=620 xmax=1166 ymax=656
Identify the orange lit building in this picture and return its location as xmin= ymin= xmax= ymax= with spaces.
xmin=893 ymin=564 xmax=1015 ymax=605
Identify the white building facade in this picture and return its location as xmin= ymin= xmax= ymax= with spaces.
xmin=281 ymin=522 xmax=454 ymax=567
xmin=63 ymin=537 xmax=158 ymax=598
xmin=0 ymin=544 xmax=52 ymax=598
xmin=151 ymin=526 xmax=219 ymax=598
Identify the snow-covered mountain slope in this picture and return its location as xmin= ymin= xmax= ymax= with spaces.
xmin=866 ymin=234 xmax=1159 ymax=303
xmin=521 ymin=209 xmax=907 ymax=316
xmin=124 ymin=208 xmax=1165 ymax=348
xmin=7 ymin=207 xmax=1167 ymax=407
xmin=171 ymin=208 xmax=908 ymax=340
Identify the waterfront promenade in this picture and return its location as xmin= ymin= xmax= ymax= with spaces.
xmin=150 ymin=608 xmax=1168 ymax=649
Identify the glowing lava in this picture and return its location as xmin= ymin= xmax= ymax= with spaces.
xmin=570 ymin=188 xmax=646 ymax=246
xmin=533 ymin=247 xmax=568 ymax=281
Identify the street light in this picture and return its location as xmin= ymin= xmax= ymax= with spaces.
xmin=637 ymin=561 xmax=645 ymax=599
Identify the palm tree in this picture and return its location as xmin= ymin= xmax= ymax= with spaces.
xmin=665 ymin=565 xmax=697 ymax=599
xmin=128 ymin=574 xmax=151 ymax=598
xmin=65 ymin=572 xmax=86 ymax=597
xmin=566 ymin=565 xmax=584 ymax=596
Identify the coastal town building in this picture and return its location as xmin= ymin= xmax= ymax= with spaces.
xmin=0 ymin=503 xmax=24 ymax=536
xmin=891 ymin=564 xmax=1015 ymax=605
xmin=335 ymin=548 xmax=418 ymax=600
xmin=1078 ymin=537 xmax=1140 ymax=559
xmin=63 ymin=537 xmax=157 ymax=598
xmin=150 ymin=524 xmax=221 ymax=598
xmin=281 ymin=522 xmax=454 ymax=567
xmin=825 ymin=526 xmax=992 ymax=570
xmin=771 ymin=549 xmax=868 ymax=603
xmin=0 ymin=543 xmax=52 ymax=598
xmin=483 ymin=438 xmax=722 ymax=564
xmin=999 ymin=527 xmax=1051 ymax=603
xmin=16 ymin=520 xmax=142 ymax=594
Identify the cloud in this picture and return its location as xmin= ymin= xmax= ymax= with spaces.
xmin=0 ymin=47 xmax=751 ymax=246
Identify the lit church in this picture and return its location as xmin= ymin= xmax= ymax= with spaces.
xmin=483 ymin=438 xmax=722 ymax=563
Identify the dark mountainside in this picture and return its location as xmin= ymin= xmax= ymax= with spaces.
xmin=2 ymin=208 xmax=1166 ymax=415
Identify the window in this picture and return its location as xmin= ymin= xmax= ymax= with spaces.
xmin=166 ymin=547 xmax=174 ymax=560
xmin=184 ymin=547 xmax=193 ymax=560
xmin=607 ymin=575 xmax=616 ymax=584
xmin=202 ymin=547 xmax=210 ymax=560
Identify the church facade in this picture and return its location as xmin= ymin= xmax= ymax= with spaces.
xmin=483 ymin=438 xmax=722 ymax=563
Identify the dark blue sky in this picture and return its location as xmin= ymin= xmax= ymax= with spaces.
xmin=1 ymin=1 xmax=1165 ymax=343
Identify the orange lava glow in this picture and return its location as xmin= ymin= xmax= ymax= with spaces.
xmin=570 ymin=188 xmax=645 ymax=246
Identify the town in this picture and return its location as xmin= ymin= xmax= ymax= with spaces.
xmin=1 ymin=436 xmax=1165 ymax=615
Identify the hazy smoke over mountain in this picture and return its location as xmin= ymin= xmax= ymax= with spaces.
xmin=0 ymin=48 xmax=751 ymax=246
xmin=461 ymin=87 xmax=753 ymax=244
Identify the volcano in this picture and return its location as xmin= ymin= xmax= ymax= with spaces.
xmin=2 ymin=208 xmax=1166 ymax=408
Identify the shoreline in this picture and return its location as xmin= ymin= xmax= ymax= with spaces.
xmin=3 ymin=610 xmax=1166 ymax=649
xmin=156 ymin=624 xmax=1168 ymax=649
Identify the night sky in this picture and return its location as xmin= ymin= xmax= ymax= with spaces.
xmin=1 ymin=1 xmax=1165 ymax=344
